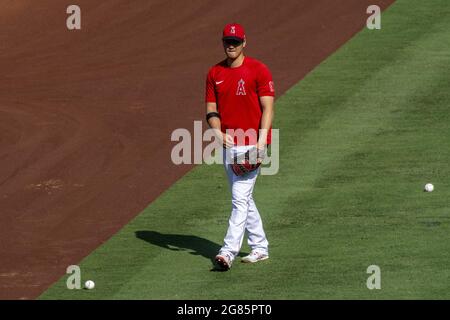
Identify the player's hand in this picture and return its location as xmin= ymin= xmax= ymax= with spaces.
xmin=212 ymin=129 xmax=233 ymax=148
xmin=222 ymin=133 xmax=234 ymax=148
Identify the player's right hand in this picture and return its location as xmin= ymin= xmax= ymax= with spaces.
xmin=222 ymin=133 xmax=234 ymax=148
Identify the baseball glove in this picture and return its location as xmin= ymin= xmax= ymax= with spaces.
xmin=230 ymin=147 xmax=265 ymax=176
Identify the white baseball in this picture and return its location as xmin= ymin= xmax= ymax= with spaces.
xmin=424 ymin=183 xmax=434 ymax=192
xmin=85 ymin=280 xmax=95 ymax=290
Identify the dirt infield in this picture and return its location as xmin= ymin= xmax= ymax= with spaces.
xmin=0 ymin=0 xmax=394 ymax=299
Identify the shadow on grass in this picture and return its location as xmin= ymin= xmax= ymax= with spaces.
xmin=135 ymin=231 xmax=247 ymax=272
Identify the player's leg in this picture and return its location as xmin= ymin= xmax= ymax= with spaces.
xmin=216 ymin=146 xmax=257 ymax=268
xmin=241 ymin=194 xmax=269 ymax=263
xmin=245 ymin=194 xmax=269 ymax=254
xmin=221 ymin=170 xmax=257 ymax=255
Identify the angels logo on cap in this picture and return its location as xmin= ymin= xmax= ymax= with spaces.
xmin=223 ymin=23 xmax=245 ymax=42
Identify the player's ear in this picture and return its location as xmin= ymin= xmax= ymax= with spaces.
xmin=243 ymin=39 xmax=246 ymax=48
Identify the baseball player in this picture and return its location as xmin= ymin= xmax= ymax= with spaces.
xmin=205 ymin=23 xmax=275 ymax=270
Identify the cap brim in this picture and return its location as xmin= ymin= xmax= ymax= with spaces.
xmin=222 ymin=36 xmax=244 ymax=42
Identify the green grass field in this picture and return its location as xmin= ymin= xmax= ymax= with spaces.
xmin=40 ymin=0 xmax=450 ymax=299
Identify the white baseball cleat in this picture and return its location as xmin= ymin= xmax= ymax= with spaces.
xmin=215 ymin=252 xmax=234 ymax=270
xmin=241 ymin=251 xmax=269 ymax=263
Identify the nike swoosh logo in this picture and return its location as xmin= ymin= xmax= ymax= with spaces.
xmin=215 ymin=81 xmax=224 ymax=85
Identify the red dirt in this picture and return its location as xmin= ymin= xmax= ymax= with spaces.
xmin=0 ymin=0 xmax=395 ymax=299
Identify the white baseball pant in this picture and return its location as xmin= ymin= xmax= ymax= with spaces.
xmin=219 ymin=145 xmax=269 ymax=260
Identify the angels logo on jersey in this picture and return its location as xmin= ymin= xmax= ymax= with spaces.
xmin=269 ymin=81 xmax=275 ymax=93
xmin=236 ymin=78 xmax=246 ymax=96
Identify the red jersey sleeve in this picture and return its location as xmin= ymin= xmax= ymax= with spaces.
xmin=205 ymin=68 xmax=216 ymax=103
xmin=256 ymin=64 xmax=275 ymax=97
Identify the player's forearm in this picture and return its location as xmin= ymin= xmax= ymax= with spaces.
xmin=206 ymin=102 xmax=224 ymax=140
xmin=258 ymin=113 xmax=272 ymax=147
xmin=207 ymin=116 xmax=221 ymax=130
xmin=258 ymin=96 xmax=274 ymax=147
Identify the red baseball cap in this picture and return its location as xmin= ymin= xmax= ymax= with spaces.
xmin=222 ymin=23 xmax=246 ymax=42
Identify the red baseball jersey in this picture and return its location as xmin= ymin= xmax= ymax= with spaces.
xmin=205 ymin=56 xmax=275 ymax=145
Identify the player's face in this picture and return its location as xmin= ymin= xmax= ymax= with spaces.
xmin=223 ymin=39 xmax=245 ymax=59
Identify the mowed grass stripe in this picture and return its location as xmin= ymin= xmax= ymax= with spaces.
xmin=40 ymin=0 xmax=450 ymax=299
